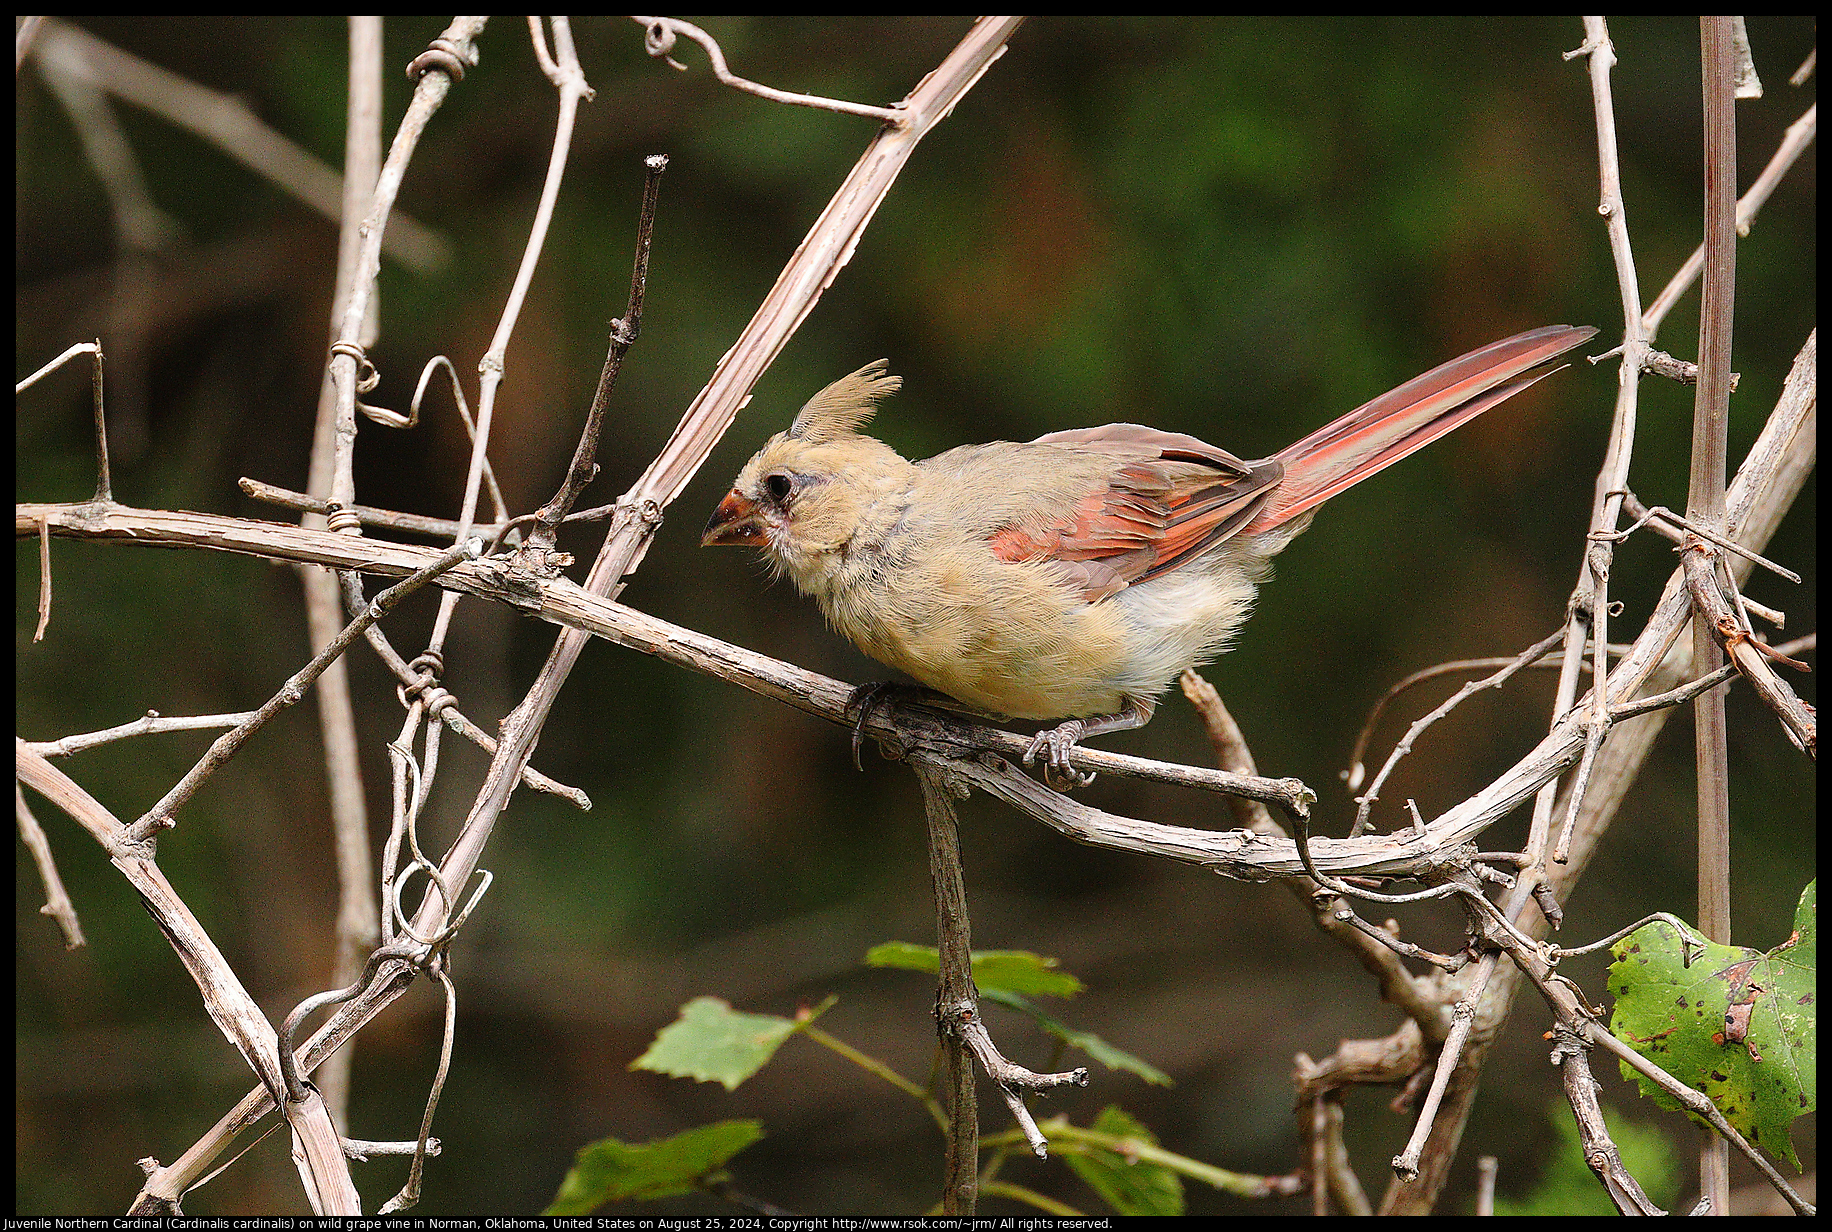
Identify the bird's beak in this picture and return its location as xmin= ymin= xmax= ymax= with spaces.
xmin=702 ymin=489 xmax=765 ymax=547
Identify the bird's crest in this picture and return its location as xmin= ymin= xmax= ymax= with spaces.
xmin=788 ymin=359 xmax=901 ymax=444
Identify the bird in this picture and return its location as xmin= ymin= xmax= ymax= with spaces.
xmin=703 ymin=324 xmax=1596 ymax=787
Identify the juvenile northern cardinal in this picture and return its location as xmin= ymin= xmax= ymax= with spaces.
xmin=703 ymin=324 xmax=1596 ymax=785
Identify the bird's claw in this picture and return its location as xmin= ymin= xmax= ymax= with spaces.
xmin=845 ymin=681 xmax=899 ymax=771
xmin=1022 ymin=721 xmax=1097 ymax=790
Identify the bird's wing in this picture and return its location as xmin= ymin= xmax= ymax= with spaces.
xmin=987 ymin=424 xmax=1284 ymax=602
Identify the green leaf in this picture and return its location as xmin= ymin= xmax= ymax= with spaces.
xmin=865 ymin=941 xmax=940 ymax=973
xmin=631 ymin=996 xmax=799 ymax=1091
xmin=981 ymin=989 xmax=1172 ymax=1086
xmin=869 ymin=945 xmax=1166 ymax=1082
xmin=544 ymin=1120 xmax=764 ymax=1214
xmin=1059 ymin=1106 xmax=1184 ymax=1216
xmin=972 ymin=951 xmax=1086 ymax=998
xmin=1608 ymin=883 xmax=1816 ymax=1169
xmin=865 ymin=942 xmax=1085 ymax=997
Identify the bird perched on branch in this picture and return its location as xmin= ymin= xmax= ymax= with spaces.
xmin=703 ymin=324 xmax=1596 ymax=786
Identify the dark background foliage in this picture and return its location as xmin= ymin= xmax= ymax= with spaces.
xmin=17 ymin=16 xmax=1814 ymax=1215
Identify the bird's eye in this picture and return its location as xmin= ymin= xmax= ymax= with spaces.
xmin=763 ymin=472 xmax=794 ymax=505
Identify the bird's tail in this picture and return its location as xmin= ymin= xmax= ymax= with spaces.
xmin=1245 ymin=324 xmax=1597 ymax=533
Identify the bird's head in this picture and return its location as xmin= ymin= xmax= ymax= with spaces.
xmin=702 ymin=360 xmax=910 ymax=589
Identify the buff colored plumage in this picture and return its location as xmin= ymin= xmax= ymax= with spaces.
xmin=705 ymin=326 xmax=1595 ymax=784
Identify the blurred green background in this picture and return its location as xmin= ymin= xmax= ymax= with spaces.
xmin=17 ymin=16 xmax=1814 ymax=1215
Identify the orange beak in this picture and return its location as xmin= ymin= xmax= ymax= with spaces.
xmin=701 ymin=489 xmax=766 ymax=547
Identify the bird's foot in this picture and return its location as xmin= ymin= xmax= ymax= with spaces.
xmin=845 ymin=681 xmax=919 ymax=770
xmin=1022 ymin=720 xmax=1097 ymax=790
xmin=1019 ymin=698 xmax=1156 ymax=791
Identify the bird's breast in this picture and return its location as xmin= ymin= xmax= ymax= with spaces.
xmin=813 ymin=543 xmax=1136 ymax=720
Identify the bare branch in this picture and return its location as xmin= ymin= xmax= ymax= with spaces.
xmin=125 ymin=538 xmax=481 ymax=843
xmin=632 ymin=16 xmax=910 ymax=124
xmin=521 ymin=153 xmax=669 ymax=563
xmin=16 ymin=782 xmax=86 ymax=948
xmin=17 ymin=743 xmax=360 ymax=1213
xmin=29 ymin=19 xmax=448 ymax=272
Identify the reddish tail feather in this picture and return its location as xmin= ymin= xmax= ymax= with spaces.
xmin=1246 ymin=324 xmax=1597 ymax=533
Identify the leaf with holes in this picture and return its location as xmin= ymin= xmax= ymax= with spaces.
xmin=1609 ymin=883 xmax=1815 ymax=1169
